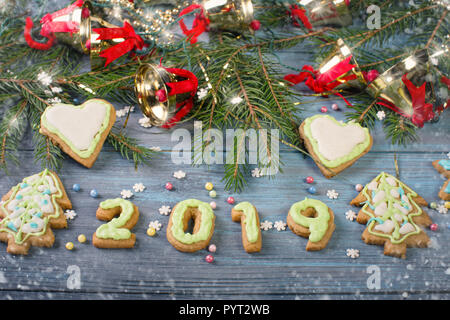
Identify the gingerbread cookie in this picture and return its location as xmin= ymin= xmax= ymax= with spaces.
xmin=231 ymin=202 xmax=262 ymax=253
xmin=0 ymin=170 xmax=71 ymax=255
xmin=92 ymin=198 xmax=139 ymax=249
xmin=40 ymin=98 xmax=116 ymax=168
xmin=350 ymin=172 xmax=432 ymax=259
xmin=287 ymin=198 xmax=335 ymax=251
xmin=166 ymin=199 xmax=215 ymax=252
xmin=299 ymin=115 xmax=373 ymax=178
xmin=432 ymin=160 xmax=450 ymax=201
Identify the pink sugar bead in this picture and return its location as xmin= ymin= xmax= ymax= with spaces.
xmin=205 ymin=254 xmax=214 ymax=263
xmin=208 ymin=244 xmax=217 ymax=253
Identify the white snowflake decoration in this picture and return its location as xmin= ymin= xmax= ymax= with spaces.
xmin=377 ymin=110 xmax=386 ymax=121
xmin=251 ymin=168 xmax=262 ymax=178
xmin=274 ymin=220 xmax=287 ymax=231
xmin=173 ymin=170 xmax=186 ymax=179
xmin=37 ymin=71 xmax=52 ymax=86
xmin=120 ymin=189 xmax=133 ymax=199
xmin=138 ymin=117 xmax=152 ymax=128
xmin=260 ymin=220 xmax=273 ymax=231
xmin=47 ymin=97 xmax=61 ymax=104
xmin=447 ymin=151 xmax=450 ymax=159
xmin=326 ymin=189 xmax=339 ymax=199
xmin=150 ymin=146 xmax=161 ymax=152
xmin=123 ymin=106 xmax=135 ymax=113
xmin=346 ymin=248 xmax=360 ymax=259
xmin=159 ymin=205 xmax=171 ymax=216
xmin=148 ymin=220 xmax=162 ymax=231
xmin=64 ymin=210 xmax=77 ymax=220
xmin=197 ymin=87 xmax=208 ymax=100
xmin=51 ymin=86 xmax=63 ymax=93
xmin=230 ymin=96 xmax=243 ymax=105
xmin=132 ymin=183 xmax=146 ymax=193
xmin=437 ymin=204 xmax=448 ymax=214
xmin=345 ymin=210 xmax=357 ymax=221
xmin=116 ymin=109 xmax=126 ymax=118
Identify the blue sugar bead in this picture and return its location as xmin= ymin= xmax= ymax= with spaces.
xmin=90 ymin=189 xmax=98 ymax=198
xmin=42 ymin=189 xmax=51 ymax=195
xmin=41 ymin=199 xmax=48 ymax=205
xmin=30 ymin=222 xmax=38 ymax=229
xmin=72 ymin=184 xmax=81 ymax=192
xmin=20 ymin=183 xmax=28 ymax=189
xmin=16 ymin=195 xmax=23 ymax=200
xmin=307 ymin=186 xmax=317 ymax=194
xmin=34 ymin=212 xmax=42 ymax=218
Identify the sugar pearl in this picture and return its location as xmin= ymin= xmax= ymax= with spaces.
xmin=165 ymin=182 xmax=173 ymax=191
xmin=72 ymin=184 xmax=80 ymax=192
xmin=205 ymin=254 xmax=214 ymax=263
xmin=208 ymin=244 xmax=217 ymax=253
xmin=205 ymin=182 xmax=214 ymax=191
xmin=355 ymin=184 xmax=363 ymax=192
xmin=209 ymin=201 xmax=217 ymax=209
xmin=90 ymin=189 xmax=98 ymax=198
xmin=320 ymin=106 xmax=328 ymax=113
xmin=227 ymin=196 xmax=235 ymax=204
xmin=308 ymin=186 xmax=316 ymax=194
xmin=430 ymin=223 xmax=438 ymax=231
xmin=429 ymin=202 xmax=437 ymax=209
xmin=65 ymin=242 xmax=74 ymax=250
xmin=147 ymin=227 xmax=156 ymax=237
xmin=77 ymin=234 xmax=86 ymax=243
xmin=331 ymin=103 xmax=339 ymax=111
xmin=306 ymin=176 xmax=314 ymax=184
xmin=209 ymin=190 xmax=217 ymax=198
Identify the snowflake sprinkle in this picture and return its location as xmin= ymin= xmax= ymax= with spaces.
xmin=116 ymin=109 xmax=126 ymax=118
xmin=274 ymin=220 xmax=287 ymax=231
xmin=148 ymin=220 xmax=162 ymax=231
xmin=376 ymin=110 xmax=386 ymax=121
xmin=64 ymin=210 xmax=77 ymax=220
xmin=251 ymin=168 xmax=262 ymax=178
xmin=173 ymin=170 xmax=186 ymax=179
xmin=437 ymin=204 xmax=448 ymax=214
xmin=120 ymin=189 xmax=133 ymax=199
xmin=37 ymin=71 xmax=52 ymax=86
xmin=197 ymin=87 xmax=208 ymax=100
xmin=447 ymin=152 xmax=450 ymax=159
xmin=159 ymin=205 xmax=171 ymax=216
xmin=345 ymin=210 xmax=357 ymax=221
xmin=230 ymin=96 xmax=243 ymax=105
xmin=132 ymin=183 xmax=146 ymax=193
xmin=346 ymin=248 xmax=360 ymax=259
xmin=326 ymin=189 xmax=339 ymax=199
xmin=138 ymin=117 xmax=152 ymax=128
xmin=260 ymin=220 xmax=273 ymax=231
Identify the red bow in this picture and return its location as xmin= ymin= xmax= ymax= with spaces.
xmin=376 ymin=74 xmax=434 ymax=128
xmin=94 ymin=21 xmax=144 ymax=67
xmin=178 ymin=4 xmax=210 ymax=44
xmin=289 ymin=5 xmax=313 ymax=29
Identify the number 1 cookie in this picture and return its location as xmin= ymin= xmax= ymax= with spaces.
xmin=231 ymin=202 xmax=262 ymax=253
xmin=287 ymin=198 xmax=335 ymax=251
xmin=92 ymin=198 xmax=139 ymax=248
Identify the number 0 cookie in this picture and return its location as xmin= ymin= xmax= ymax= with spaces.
xmin=166 ymin=199 xmax=215 ymax=252
xmin=40 ymin=98 xmax=116 ymax=168
xmin=287 ymin=198 xmax=335 ymax=251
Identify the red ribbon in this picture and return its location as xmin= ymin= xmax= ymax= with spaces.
xmin=178 ymin=4 xmax=210 ymax=44
xmin=24 ymin=17 xmax=56 ymax=50
xmin=376 ymin=73 xmax=434 ymax=128
xmin=289 ymin=5 xmax=313 ymax=29
xmin=94 ymin=21 xmax=144 ymax=67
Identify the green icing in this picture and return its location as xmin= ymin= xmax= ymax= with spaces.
xmin=303 ymin=114 xmax=371 ymax=168
xmin=40 ymin=99 xmax=111 ymax=158
xmin=289 ymin=198 xmax=330 ymax=242
xmin=233 ymin=202 xmax=259 ymax=243
xmin=0 ymin=169 xmax=63 ymax=244
xmin=362 ymin=172 xmax=422 ymax=244
xmin=95 ymin=198 xmax=134 ymax=240
xmin=170 ymin=199 xmax=215 ymax=244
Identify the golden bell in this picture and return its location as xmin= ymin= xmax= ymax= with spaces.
xmin=318 ymin=38 xmax=366 ymax=91
xmin=203 ymin=0 xmax=255 ymax=33
xmin=366 ymin=49 xmax=435 ymax=117
xmin=293 ymin=0 xmax=352 ymax=27
xmin=134 ymin=64 xmax=192 ymax=127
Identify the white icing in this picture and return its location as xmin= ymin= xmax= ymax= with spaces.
xmin=385 ymin=176 xmax=397 ymax=186
xmin=401 ymin=194 xmax=410 ymax=206
xmin=394 ymin=213 xmax=403 ymax=222
xmin=390 ymin=189 xmax=400 ymax=198
xmin=394 ymin=202 xmax=410 ymax=215
xmin=374 ymin=219 xmax=395 ymax=233
xmin=309 ymin=117 xmax=367 ymax=161
xmin=367 ymin=181 xmax=378 ymax=191
xmin=45 ymin=176 xmax=58 ymax=193
xmin=399 ymin=222 xmax=416 ymax=235
xmin=40 ymin=195 xmax=53 ymax=213
xmin=44 ymin=101 xmax=107 ymax=151
xmin=26 ymin=174 xmax=40 ymax=183
xmin=21 ymin=216 xmax=45 ymax=234
xmin=373 ymin=190 xmax=386 ymax=203
xmin=9 ymin=207 xmax=25 ymax=219
xmin=12 ymin=218 xmax=22 ymax=228
xmin=7 ymin=199 xmax=18 ymax=211
xmin=374 ymin=202 xmax=388 ymax=216
xmin=18 ymin=186 xmax=32 ymax=196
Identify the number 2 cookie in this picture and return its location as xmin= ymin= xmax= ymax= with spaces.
xmin=432 ymin=160 xmax=450 ymax=201
xmin=287 ymin=198 xmax=335 ymax=251
xmin=350 ymin=172 xmax=432 ymax=259
xmin=231 ymin=202 xmax=262 ymax=253
xmin=40 ymin=98 xmax=116 ymax=168
xmin=166 ymin=199 xmax=215 ymax=252
xmin=92 ymin=198 xmax=139 ymax=248
xmin=0 ymin=170 xmax=71 ymax=255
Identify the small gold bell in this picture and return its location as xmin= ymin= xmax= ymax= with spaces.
xmin=203 ymin=0 xmax=255 ymax=33
xmin=291 ymin=0 xmax=352 ymax=27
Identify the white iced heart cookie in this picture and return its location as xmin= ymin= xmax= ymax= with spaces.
xmin=40 ymin=99 xmax=116 ymax=168
xmin=300 ymin=115 xmax=373 ymax=178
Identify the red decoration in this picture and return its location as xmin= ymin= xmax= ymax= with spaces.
xmin=376 ymin=74 xmax=435 ymax=128
xmin=250 ymin=20 xmax=261 ymax=31
xmin=178 ymin=4 xmax=210 ymax=44
xmin=24 ymin=17 xmax=56 ymax=50
xmin=288 ymin=5 xmax=313 ymax=30
xmin=93 ymin=21 xmax=144 ymax=67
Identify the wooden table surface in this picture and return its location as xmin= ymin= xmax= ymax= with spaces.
xmin=0 ymin=13 xmax=449 ymax=301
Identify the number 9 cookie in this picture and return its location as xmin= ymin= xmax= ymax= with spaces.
xmin=166 ymin=199 xmax=215 ymax=252
xmin=287 ymin=198 xmax=335 ymax=251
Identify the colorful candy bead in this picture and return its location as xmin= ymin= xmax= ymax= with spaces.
xmin=430 ymin=223 xmax=438 ymax=231
xmin=205 ymin=182 xmax=214 ymax=191
xmin=65 ymin=242 xmax=74 ymax=250
xmin=320 ymin=106 xmax=328 ymax=113
xmin=307 ymin=186 xmax=317 ymax=194
xmin=429 ymin=202 xmax=437 ymax=209
xmin=90 ymin=189 xmax=98 ymax=198
xmin=208 ymin=244 xmax=217 ymax=253
xmin=445 ymin=201 xmax=450 ymax=209
xmin=355 ymin=184 xmax=363 ymax=192
xmin=209 ymin=190 xmax=217 ymax=198
xmin=72 ymin=184 xmax=81 ymax=192
xmin=147 ymin=227 xmax=156 ymax=237
xmin=331 ymin=103 xmax=339 ymax=111
xmin=227 ymin=196 xmax=235 ymax=204
xmin=165 ymin=182 xmax=173 ymax=191
xmin=205 ymin=254 xmax=214 ymax=263
xmin=305 ymin=176 xmax=314 ymax=184
xmin=209 ymin=201 xmax=217 ymax=209
xmin=77 ymin=234 xmax=86 ymax=243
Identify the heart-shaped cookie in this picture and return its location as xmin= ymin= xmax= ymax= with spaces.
xmin=40 ymin=99 xmax=116 ymax=168
xmin=299 ymin=115 xmax=373 ymax=178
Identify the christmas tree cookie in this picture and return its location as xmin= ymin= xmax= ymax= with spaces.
xmin=299 ymin=115 xmax=373 ymax=178
xmin=40 ymin=98 xmax=116 ymax=168
xmin=350 ymin=172 xmax=432 ymax=259
xmin=432 ymin=160 xmax=450 ymax=201
xmin=0 ymin=170 xmax=71 ymax=255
